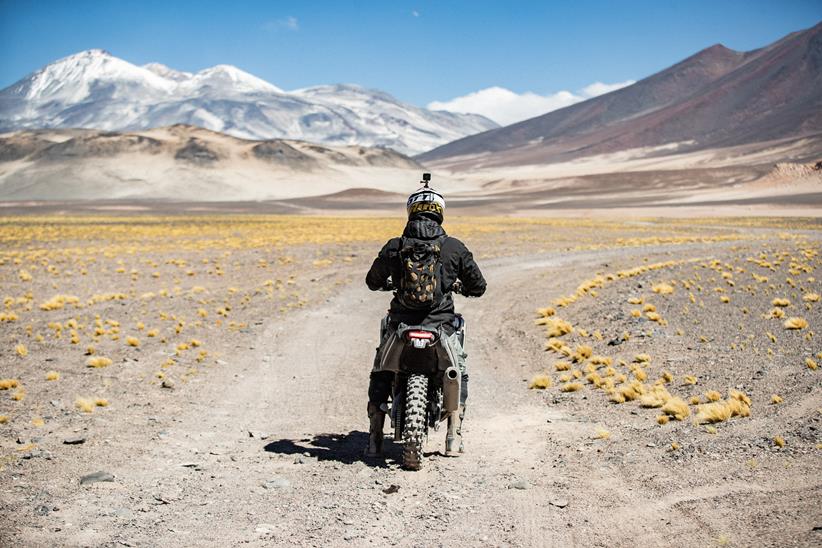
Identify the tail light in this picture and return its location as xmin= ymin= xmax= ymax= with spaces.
xmin=407 ymin=330 xmax=435 ymax=348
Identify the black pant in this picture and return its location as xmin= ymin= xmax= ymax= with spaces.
xmin=368 ymin=370 xmax=394 ymax=405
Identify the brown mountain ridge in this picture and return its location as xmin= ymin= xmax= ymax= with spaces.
xmin=419 ymin=22 xmax=822 ymax=169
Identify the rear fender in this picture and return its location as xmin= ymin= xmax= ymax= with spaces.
xmin=378 ymin=323 xmax=458 ymax=373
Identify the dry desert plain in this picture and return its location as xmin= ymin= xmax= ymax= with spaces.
xmin=0 ymin=212 xmax=820 ymax=547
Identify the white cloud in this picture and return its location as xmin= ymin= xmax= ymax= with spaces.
xmin=412 ymin=10 xmax=420 ymax=17
xmin=581 ymin=80 xmax=635 ymax=97
xmin=263 ymin=16 xmax=299 ymax=32
xmin=428 ymin=79 xmax=635 ymax=126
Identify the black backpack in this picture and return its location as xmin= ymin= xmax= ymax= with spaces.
xmin=396 ymin=236 xmax=445 ymax=310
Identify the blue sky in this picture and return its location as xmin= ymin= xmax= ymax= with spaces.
xmin=1 ymin=0 xmax=820 ymax=115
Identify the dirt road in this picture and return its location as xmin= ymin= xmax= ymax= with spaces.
xmin=4 ymin=241 xmax=821 ymax=547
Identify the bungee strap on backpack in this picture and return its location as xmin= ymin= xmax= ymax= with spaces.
xmin=396 ymin=235 xmax=445 ymax=310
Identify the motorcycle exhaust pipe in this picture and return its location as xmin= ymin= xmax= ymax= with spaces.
xmin=442 ymin=366 xmax=461 ymax=413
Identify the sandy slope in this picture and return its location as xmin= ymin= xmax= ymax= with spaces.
xmin=2 ymin=125 xmax=819 ymax=208
xmin=3 ymin=236 xmax=819 ymax=547
xmin=0 ymin=126 xmax=458 ymax=201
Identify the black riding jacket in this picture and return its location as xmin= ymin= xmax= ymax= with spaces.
xmin=365 ymin=217 xmax=487 ymax=331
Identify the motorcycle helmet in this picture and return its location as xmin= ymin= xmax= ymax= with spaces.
xmin=406 ymin=173 xmax=445 ymax=223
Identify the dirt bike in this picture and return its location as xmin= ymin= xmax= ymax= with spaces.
xmin=376 ymin=281 xmax=465 ymax=470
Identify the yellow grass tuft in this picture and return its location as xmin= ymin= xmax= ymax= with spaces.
xmin=545 ymin=338 xmax=565 ymax=353
xmin=705 ymin=390 xmax=722 ymax=402
xmin=560 ymin=382 xmax=583 ymax=392
xmin=683 ymin=375 xmax=697 ymax=385
xmin=661 ymin=371 xmax=674 ymax=383
xmin=554 ymin=361 xmax=571 ymax=371
xmin=528 ymin=374 xmax=552 ymax=389
xmin=640 ymin=385 xmax=671 ymax=408
xmin=643 ymin=303 xmax=656 ymax=313
xmin=634 ymin=353 xmax=651 ymax=364
xmin=95 ymin=398 xmax=109 ymax=407
xmin=86 ymin=356 xmax=113 ymax=368
xmin=573 ymin=345 xmax=593 ymax=361
xmin=537 ymin=306 xmax=556 ymax=317
xmin=609 ymin=391 xmax=626 ymax=404
xmin=628 ymin=297 xmax=643 ymax=305
xmin=803 ymin=292 xmax=820 ymax=302
xmin=771 ymin=298 xmax=790 ymax=307
xmin=783 ymin=317 xmax=808 ymax=330
xmin=32 ymin=417 xmax=45 ymax=427
xmin=729 ymin=389 xmax=751 ymax=406
xmin=768 ymin=308 xmax=785 ymax=319
xmin=594 ymin=429 xmax=610 ymax=440
xmin=652 ymin=283 xmax=674 ymax=295
xmin=670 ymin=442 xmax=680 ymax=450
xmin=661 ymin=397 xmax=691 ymax=421
xmin=147 ymin=329 xmax=159 ymax=337
xmin=657 ymin=415 xmax=669 ymax=425
xmin=771 ymin=395 xmax=783 ymax=404
xmin=807 ymin=358 xmax=818 ymax=370
xmin=773 ymin=436 xmax=785 ymax=448
xmin=45 ymin=371 xmax=59 ymax=381
xmin=0 ymin=415 xmax=8 ymax=424
xmin=696 ymin=401 xmax=733 ymax=424
xmin=15 ymin=344 xmax=28 ymax=357
xmin=689 ymin=395 xmax=701 ymax=405
xmin=720 ymin=296 xmax=730 ymax=303
xmin=11 ymin=390 xmax=25 ymax=401
xmin=0 ymin=379 xmax=20 ymax=390
xmin=620 ymin=381 xmax=646 ymax=401
xmin=544 ymin=318 xmax=573 ymax=337
xmin=126 ymin=336 xmax=140 ymax=347
xmin=630 ymin=309 xmax=642 ymax=318
xmin=75 ymin=398 xmax=94 ymax=413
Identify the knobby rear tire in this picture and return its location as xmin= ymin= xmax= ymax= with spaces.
xmin=402 ymin=374 xmax=428 ymax=470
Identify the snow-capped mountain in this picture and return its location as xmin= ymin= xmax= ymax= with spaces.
xmin=0 ymin=49 xmax=497 ymax=155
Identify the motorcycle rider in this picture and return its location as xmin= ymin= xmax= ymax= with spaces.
xmin=365 ymin=173 xmax=486 ymax=457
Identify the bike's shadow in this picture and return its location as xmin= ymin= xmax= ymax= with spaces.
xmin=264 ymin=431 xmax=401 ymax=468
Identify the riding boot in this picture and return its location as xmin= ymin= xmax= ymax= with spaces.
xmin=445 ymin=404 xmax=465 ymax=456
xmin=365 ymin=402 xmax=385 ymax=457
